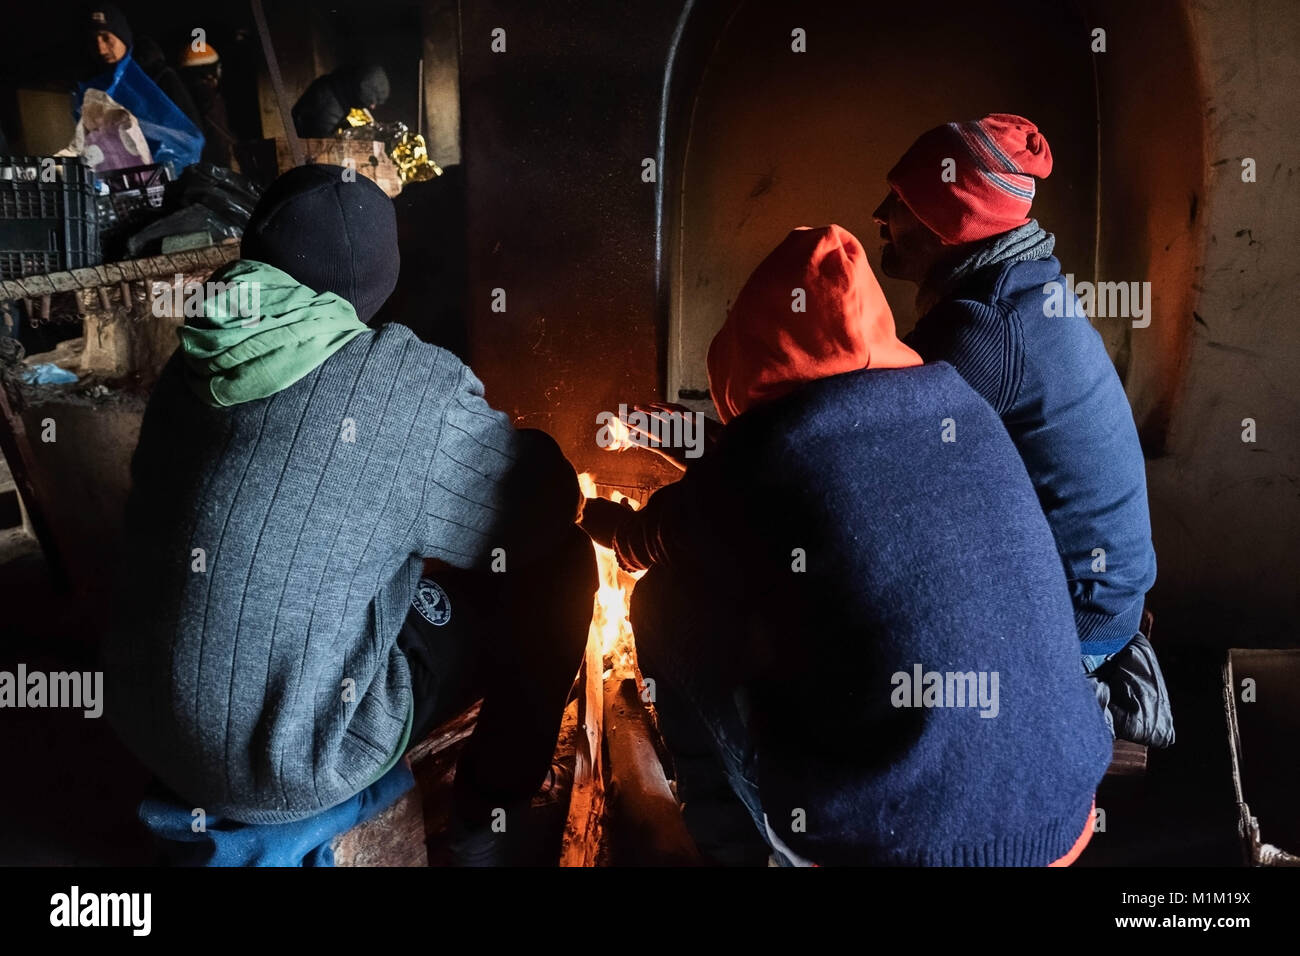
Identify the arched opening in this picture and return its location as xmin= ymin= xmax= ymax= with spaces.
xmin=660 ymin=0 xmax=1207 ymax=457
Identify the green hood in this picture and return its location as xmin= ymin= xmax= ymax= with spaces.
xmin=179 ymin=259 xmax=369 ymax=408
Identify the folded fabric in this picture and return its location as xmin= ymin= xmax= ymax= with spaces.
xmin=137 ymin=760 xmax=415 ymax=866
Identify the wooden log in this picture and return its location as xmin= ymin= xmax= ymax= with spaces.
xmin=0 ymin=244 xmax=238 ymax=302
xmin=602 ymin=676 xmax=701 ymax=865
xmin=335 ymin=693 xmax=583 ymax=867
xmin=332 ymin=702 xmax=481 ymax=867
xmin=23 ymin=337 xmax=85 ymax=373
xmin=559 ymin=626 xmax=605 ymax=866
xmin=331 ymin=786 xmax=429 ymax=867
xmin=1106 ymin=739 xmax=1148 ymax=776
xmin=407 ymin=702 xmax=480 ymax=765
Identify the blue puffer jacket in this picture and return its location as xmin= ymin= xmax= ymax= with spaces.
xmin=906 ymin=256 xmax=1156 ymax=656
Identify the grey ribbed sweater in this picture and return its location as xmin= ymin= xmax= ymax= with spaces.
xmin=102 ymin=323 xmax=578 ymax=823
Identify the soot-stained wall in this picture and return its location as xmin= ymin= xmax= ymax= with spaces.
xmin=458 ymin=0 xmax=682 ymax=491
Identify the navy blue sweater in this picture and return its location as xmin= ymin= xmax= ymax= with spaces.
xmin=906 ymin=257 xmax=1156 ymax=655
xmin=615 ymin=363 xmax=1113 ymax=865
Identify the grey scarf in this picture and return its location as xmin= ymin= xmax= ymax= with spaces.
xmin=916 ymin=220 xmax=1056 ymax=317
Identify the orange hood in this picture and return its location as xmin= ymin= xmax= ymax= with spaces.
xmin=706 ymin=224 xmax=922 ymax=424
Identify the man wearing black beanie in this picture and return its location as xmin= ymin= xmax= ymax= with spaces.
xmin=240 ymin=163 xmax=401 ymax=323
xmin=103 ymin=165 xmax=597 ymax=866
xmin=83 ymin=3 xmax=202 ymax=130
xmin=87 ymin=3 xmax=134 ymax=62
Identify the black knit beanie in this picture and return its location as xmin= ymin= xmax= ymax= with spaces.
xmin=241 ymin=164 xmax=400 ymax=324
xmin=87 ymin=3 xmax=133 ymax=50
xmin=344 ymin=64 xmax=390 ymax=110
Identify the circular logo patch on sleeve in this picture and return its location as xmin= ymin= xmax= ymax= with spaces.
xmin=412 ymin=578 xmax=452 ymax=626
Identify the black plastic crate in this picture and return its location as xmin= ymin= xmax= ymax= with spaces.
xmin=0 ymin=156 xmax=101 ymax=280
xmin=96 ymin=183 xmax=169 ymax=235
xmin=100 ymin=162 xmax=169 ymax=194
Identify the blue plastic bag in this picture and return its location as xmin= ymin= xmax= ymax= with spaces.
xmin=20 ymin=363 xmax=78 ymax=385
xmin=75 ymin=52 xmax=204 ymax=174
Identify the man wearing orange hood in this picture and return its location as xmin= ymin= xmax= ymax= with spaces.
xmin=581 ymin=225 xmax=1112 ymax=866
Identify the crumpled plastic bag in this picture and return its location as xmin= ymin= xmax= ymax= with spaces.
xmin=21 ymin=363 xmax=79 ymax=385
xmin=58 ymin=88 xmax=152 ymax=174
xmin=124 ymin=203 xmax=241 ymax=257
xmin=73 ymin=51 xmax=203 ymax=174
xmin=123 ymin=162 xmax=263 ymax=257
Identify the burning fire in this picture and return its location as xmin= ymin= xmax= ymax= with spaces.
xmin=578 ymin=471 xmax=644 ymax=678
xmin=602 ymin=413 xmax=639 ymax=452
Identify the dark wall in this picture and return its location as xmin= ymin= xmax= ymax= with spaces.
xmin=458 ymin=0 xmax=687 ymax=488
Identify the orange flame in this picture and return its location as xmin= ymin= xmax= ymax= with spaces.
xmin=578 ymin=471 xmax=644 ymax=678
xmin=605 ymin=414 xmax=638 ymax=452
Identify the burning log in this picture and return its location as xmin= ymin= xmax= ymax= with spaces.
xmin=560 ymin=472 xmax=642 ymax=865
xmin=559 ymin=624 xmax=606 ymax=866
xmin=560 ymin=471 xmax=637 ymax=866
xmin=603 ymin=676 xmax=701 ymax=865
xmin=562 ymin=471 xmax=700 ymax=865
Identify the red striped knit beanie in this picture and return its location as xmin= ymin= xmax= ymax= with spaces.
xmin=886 ymin=113 xmax=1053 ymax=245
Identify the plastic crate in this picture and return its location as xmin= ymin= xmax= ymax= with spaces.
xmin=96 ymin=183 xmax=168 ymax=234
xmin=100 ymin=162 xmax=169 ymax=194
xmin=0 ymin=156 xmax=102 ymax=280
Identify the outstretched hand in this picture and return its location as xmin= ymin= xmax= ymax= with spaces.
xmin=625 ymin=402 xmax=722 ymax=472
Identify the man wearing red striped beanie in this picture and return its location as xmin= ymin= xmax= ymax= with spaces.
xmin=873 ymin=113 xmax=1174 ymax=752
xmin=885 ymin=112 xmax=1052 ymax=255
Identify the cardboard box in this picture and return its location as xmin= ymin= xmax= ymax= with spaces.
xmin=1223 ymin=649 xmax=1300 ymax=865
xmin=273 ymin=138 xmax=403 ymax=198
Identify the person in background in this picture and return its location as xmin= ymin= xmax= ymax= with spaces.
xmin=581 ymin=224 xmax=1112 ymax=866
xmin=292 ymin=63 xmax=390 ymax=138
xmin=85 ymin=4 xmax=201 ymax=130
xmin=178 ymin=39 xmax=235 ymax=167
xmin=873 ymin=113 xmax=1172 ymax=749
xmin=86 ymin=2 xmax=132 ymax=70
xmin=101 ymin=166 xmax=596 ymax=866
